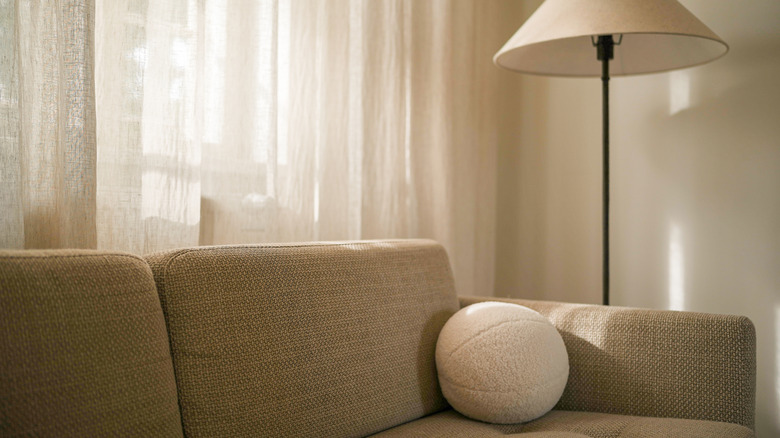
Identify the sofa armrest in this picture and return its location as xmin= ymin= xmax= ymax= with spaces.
xmin=458 ymin=296 xmax=756 ymax=430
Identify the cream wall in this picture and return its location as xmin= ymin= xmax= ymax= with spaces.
xmin=494 ymin=1 xmax=780 ymax=435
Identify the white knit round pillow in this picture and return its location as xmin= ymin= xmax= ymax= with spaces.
xmin=435 ymin=302 xmax=569 ymax=424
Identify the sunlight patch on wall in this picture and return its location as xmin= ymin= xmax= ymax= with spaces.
xmin=668 ymin=223 xmax=685 ymax=311
xmin=669 ymin=71 xmax=691 ymax=116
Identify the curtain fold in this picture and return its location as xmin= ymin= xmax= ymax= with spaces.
xmin=1 ymin=0 xmax=521 ymax=295
xmin=2 ymin=0 xmax=96 ymax=249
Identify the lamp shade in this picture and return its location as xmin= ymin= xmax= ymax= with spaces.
xmin=494 ymin=0 xmax=728 ymax=77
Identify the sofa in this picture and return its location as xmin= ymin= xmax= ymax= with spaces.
xmin=1 ymin=239 xmax=756 ymax=437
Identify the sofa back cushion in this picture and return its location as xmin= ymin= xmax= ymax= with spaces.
xmin=0 ymin=251 xmax=183 ymax=437
xmin=146 ymin=239 xmax=459 ymax=438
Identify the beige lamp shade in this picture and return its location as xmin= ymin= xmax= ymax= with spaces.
xmin=494 ymin=0 xmax=728 ymax=77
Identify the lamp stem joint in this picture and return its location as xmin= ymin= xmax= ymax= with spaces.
xmin=596 ymin=35 xmax=615 ymax=62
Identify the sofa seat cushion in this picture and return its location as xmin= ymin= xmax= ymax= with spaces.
xmin=146 ymin=240 xmax=460 ymax=438
xmin=0 ymin=251 xmax=183 ymax=437
xmin=371 ymin=409 xmax=755 ymax=437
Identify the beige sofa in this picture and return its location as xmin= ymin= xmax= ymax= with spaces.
xmin=1 ymin=239 xmax=755 ymax=437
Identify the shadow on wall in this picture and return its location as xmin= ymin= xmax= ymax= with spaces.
xmin=659 ymin=39 xmax=779 ymax=437
xmin=616 ymin=37 xmax=780 ymax=436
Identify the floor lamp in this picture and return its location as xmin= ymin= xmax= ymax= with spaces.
xmin=494 ymin=0 xmax=728 ymax=305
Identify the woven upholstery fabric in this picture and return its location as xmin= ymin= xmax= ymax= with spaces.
xmin=371 ymin=409 xmax=754 ymax=437
xmin=459 ymin=296 xmax=756 ymax=430
xmin=0 ymin=251 xmax=183 ymax=437
xmin=146 ymin=239 xmax=460 ymax=438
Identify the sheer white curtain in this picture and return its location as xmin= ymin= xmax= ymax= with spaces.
xmin=1 ymin=0 xmax=97 ymax=249
xmin=2 ymin=0 xmax=521 ymax=295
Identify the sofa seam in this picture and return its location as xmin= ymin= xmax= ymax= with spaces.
xmin=152 ymin=249 xmax=195 ymax=437
xmin=0 ymin=253 xmax=145 ymax=262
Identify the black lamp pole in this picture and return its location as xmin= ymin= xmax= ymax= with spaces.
xmin=494 ymin=5 xmax=727 ymax=307
xmin=596 ymin=35 xmax=614 ymax=306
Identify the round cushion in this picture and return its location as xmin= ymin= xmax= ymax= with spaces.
xmin=435 ymin=301 xmax=569 ymax=424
